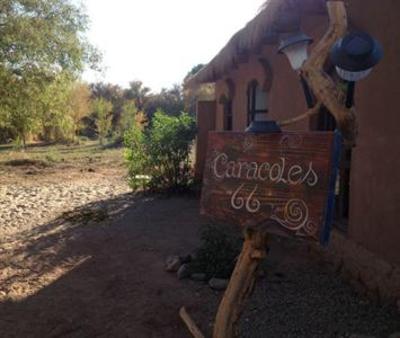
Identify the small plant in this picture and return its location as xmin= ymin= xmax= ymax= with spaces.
xmin=190 ymin=224 xmax=243 ymax=279
xmin=124 ymin=110 xmax=196 ymax=192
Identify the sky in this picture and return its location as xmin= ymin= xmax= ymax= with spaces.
xmin=82 ymin=0 xmax=266 ymax=92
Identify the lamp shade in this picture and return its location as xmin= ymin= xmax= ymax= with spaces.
xmin=330 ymin=31 xmax=383 ymax=81
xmin=278 ymin=32 xmax=313 ymax=70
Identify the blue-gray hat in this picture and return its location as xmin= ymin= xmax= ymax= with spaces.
xmin=330 ymin=31 xmax=383 ymax=71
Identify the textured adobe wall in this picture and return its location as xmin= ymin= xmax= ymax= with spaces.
xmin=211 ymin=1 xmax=400 ymax=268
xmin=344 ymin=0 xmax=400 ymax=266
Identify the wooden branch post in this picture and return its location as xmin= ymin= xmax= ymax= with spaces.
xmin=301 ymin=1 xmax=355 ymax=143
xmin=213 ymin=228 xmax=268 ymax=338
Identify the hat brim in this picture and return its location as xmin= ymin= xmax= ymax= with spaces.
xmin=330 ymin=38 xmax=383 ymax=71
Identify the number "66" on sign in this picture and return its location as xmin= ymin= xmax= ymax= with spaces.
xmin=230 ymin=184 xmax=260 ymax=213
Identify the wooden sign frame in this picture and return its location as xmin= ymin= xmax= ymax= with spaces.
xmin=200 ymin=131 xmax=342 ymax=245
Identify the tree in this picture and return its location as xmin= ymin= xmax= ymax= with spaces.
xmin=68 ymin=82 xmax=91 ymax=136
xmin=124 ymin=81 xmax=151 ymax=111
xmin=90 ymin=82 xmax=124 ymax=131
xmin=0 ymin=0 xmax=100 ymax=145
xmin=93 ymin=98 xmax=113 ymax=145
xmin=118 ymin=100 xmax=137 ymax=136
xmin=37 ymin=72 xmax=74 ymax=142
xmin=144 ymin=84 xmax=185 ymax=118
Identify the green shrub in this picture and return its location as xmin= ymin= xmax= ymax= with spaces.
xmin=124 ymin=110 xmax=196 ymax=192
xmin=190 ymin=224 xmax=243 ymax=279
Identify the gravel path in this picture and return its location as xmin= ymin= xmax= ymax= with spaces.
xmin=239 ymin=239 xmax=400 ymax=338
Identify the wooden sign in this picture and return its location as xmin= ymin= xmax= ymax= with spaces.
xmin=201 ymin=131 xmax=341 ymax=244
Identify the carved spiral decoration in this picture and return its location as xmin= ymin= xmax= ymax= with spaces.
xmin=304 ymin=221 xmax=318 ymax=236
xmin=271 ymin=199 xmax=309 ymax=231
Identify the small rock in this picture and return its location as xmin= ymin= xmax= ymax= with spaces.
xmin=209 ymin=278 xmax=229 ymax=290
xmin=88 ymin=168 xmax=95 ymax=173
xmin=165 ymin=255 xmax=181 ymax=272
xmin=177 ymin=264 xmax=191 ymax=280
xmin=191 ymin=273 xmax=207 ymax=282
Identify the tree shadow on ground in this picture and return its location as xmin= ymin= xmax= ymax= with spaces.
xmin=0 ymin=193 xmax=216 ymax=338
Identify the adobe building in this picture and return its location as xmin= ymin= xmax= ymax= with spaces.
xmin=188 ymin=0 xmax=400 ymax=302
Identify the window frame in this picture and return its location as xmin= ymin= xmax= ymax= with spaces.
xmin=247 ymin=80 xmax=268 ymax=125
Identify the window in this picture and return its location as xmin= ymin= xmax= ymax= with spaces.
xmin=223 ymin=100 xmax=233 ymax=131
xmin=219 ymin=95 xmax=233 ymax=131
xmin=247 ymin=80 xmax=268 ymax=125
xmin=313 ymin=107 xmax=351 ymax=230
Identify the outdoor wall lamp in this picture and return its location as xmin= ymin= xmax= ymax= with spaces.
xmin=245 ymin=118 xmax=281 ymax=133
xmin=278 ymin=31 xmax=315 ymax=108
xmin=330 ymin=31 xmax=383 ymax=108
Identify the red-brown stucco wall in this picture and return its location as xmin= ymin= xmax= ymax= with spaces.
xmin=345 ymin=0 xmax=400 ymax=266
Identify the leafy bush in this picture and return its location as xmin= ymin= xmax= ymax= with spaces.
xmin=190 ymin=224 xmax=243 ymax=279
xmin=124 ymin=110 xmax=196 ymax=192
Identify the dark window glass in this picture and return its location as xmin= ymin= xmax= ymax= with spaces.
xmin=247 ymin=81 xmax=268 ymax=126
xmin=223 ymin=100 xmax=233 ymax=131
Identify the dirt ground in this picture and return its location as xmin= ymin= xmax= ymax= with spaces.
xmin=0 ymin=144 xmax=399 ymax=338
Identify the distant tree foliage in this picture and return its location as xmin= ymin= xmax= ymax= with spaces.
xmin=118 ymin=100 xmax=138 ymax=136
xmin=85 ymin=81 xmax=186 ymax=138
xmin=68 ymin=83 xmax=91 ymax=137
xmin=0 ymin=0 xmax=100 ymax=145
xmin=144 ymin=85 xmax=185 ymax=118
xmin=92 ymin=98 xmax=113 ymax=145
xmin=90 ymin=82 xmax=124 ymax=129
xmin=124 ymin=81 xmax=151 ymax=112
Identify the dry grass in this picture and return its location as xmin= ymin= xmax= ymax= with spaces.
xmin=0 ymin=141 xmax=124 ymax=171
